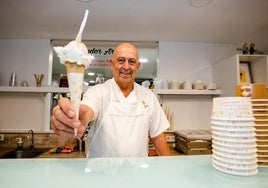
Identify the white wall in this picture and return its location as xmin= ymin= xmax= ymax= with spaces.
xmin=158 ymin=41 xmax=237 ymax=82
xmin=157 ymin=41 xmax=237 ymax=130
xmin=0 ymin=39 xmax=51 ymax=132
xmin=0 ymin=39 xmax=238 ymax=132
xmin=0 ymin=39 xmax=51 ymax=86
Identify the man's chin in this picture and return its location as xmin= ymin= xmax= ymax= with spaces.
xmin=120 ymin=74 xmax=132 ymax=80
xmin=119 ymin=77 xmax=133 ymax=85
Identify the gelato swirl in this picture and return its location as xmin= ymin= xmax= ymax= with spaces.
xmin=54 ymin=41 xmax=91 ymax=69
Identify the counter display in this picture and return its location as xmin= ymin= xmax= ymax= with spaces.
xmin=0 ymin=155 xmax=267 ymax=188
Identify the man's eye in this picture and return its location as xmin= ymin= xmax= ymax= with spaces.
xmin=128 ymin=59 xmax=136 ymax=65
xmin=117 ymin=58 xmax=125 ymax=64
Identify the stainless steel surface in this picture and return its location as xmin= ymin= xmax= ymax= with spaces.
xmin=8 ymin=72 xmax=17 ymax=86
xmin=27 ymin=129 xmax=34 ymax=150
xmin=0 ymin=148 xmax=47 ymax=159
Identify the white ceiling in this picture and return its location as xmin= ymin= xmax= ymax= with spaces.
xmin=1 ymin=0 xmax=268 ymax=52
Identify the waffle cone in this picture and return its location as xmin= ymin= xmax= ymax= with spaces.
xmin=65 ymin=61 xmax=85 ymax=74
xmin=64 ymin=61 xmax=85 ymax=124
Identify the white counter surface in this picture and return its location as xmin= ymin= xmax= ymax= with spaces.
xmin=0 ymin=155 xmax=267 ymax=188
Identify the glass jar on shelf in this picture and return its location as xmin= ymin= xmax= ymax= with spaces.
xmin=95 ymin=73 xmax=104 ymax=84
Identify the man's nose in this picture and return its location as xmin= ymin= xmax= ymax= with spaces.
xmin=122 ymin=61 xmax=130 ymax=69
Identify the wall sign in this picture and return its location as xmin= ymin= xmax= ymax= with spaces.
xmin=88 ymin=47 xmax=114 ymax=68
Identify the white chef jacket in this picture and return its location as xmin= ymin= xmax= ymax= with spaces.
xmin=81 ymin=78 xmax=170 ymax=157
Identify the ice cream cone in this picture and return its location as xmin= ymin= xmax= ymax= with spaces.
xmin=65 ymin=61 xmax=85 ymax=74
xmin=53 ymin=10 xmax=90 ymax=137
xmin=65 ymin=61 xmax=85 ymax=136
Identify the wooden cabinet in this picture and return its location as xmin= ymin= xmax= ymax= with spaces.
xmin=212 ymin=54 xmax=268 ymax=96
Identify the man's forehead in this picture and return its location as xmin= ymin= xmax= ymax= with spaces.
xmin=115 ymin=46 xmax=138 ymax=57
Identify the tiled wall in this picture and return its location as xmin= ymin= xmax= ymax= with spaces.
xmin=0 ymin=132 xmax=77 ymax=149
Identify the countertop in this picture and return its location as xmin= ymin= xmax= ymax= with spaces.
xmin=0 ymin=147 xmax=86 ymax=158
xmin=0 ymin=155 xmax=267 ymax=188
xmin=38 ymin=150 xmax=86 ymax=158
xmin=0 ymin=147 xmax=181 ymax=158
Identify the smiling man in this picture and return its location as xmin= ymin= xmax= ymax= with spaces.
xmin=51 ymin=43 xmax=171 ymax=158
xmin=110 ymin=43 xmax=140 ymax=96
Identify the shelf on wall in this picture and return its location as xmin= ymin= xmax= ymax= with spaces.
xmin=153 ymin=89 xmax=222 ymax=96
xmin=0 ymin=86 xmax=221 ymax=96
xmin=0 ymin=86 xmax=90 ymax=93
xmin=238 ymin=54 xmax=267 ymax=62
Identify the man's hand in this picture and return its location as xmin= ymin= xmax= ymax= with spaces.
xmin=51 ymin=98 xmax=92 ymax=138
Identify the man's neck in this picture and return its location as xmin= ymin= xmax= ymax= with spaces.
xmin=115 ymin=80 xmax=134 ymax=97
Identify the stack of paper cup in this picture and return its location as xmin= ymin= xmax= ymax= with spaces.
xmin=211 ymin=97 xmax=258 ymax=176
xmin=251 ymin=99 xmax=268 ymax=166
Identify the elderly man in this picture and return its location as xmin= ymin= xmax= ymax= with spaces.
xmin=51 ymin=43 xmax=171 ymax=157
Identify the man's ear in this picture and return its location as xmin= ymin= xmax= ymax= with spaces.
xmin=137 ymin=61 xmax=141 ymax=69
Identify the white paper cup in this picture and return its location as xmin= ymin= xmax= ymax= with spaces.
xmin=212 ymin=160 xmax=258 ymax=176
xmin=212 ymin=130 xmax=256 ymax=137
xmin=212 ymin=138 xmax=256 ymax=148
xmin=212 ymin=148 xmax=257 ymax=159
xmin=212 ymin=97 xmax=254 ymax=119
xmin=212 ymin=142 xmax=258 ymax=153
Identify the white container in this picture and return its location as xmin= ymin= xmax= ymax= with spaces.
xmin=180 ymin=81 xmax=192 ymax=90
xmin=213 ymin=149 xmax=257 ymax=160
xmin=211 ymin=130 xmax=256 ymax=137
xmin=212 ymin=97 xmax=254 ymax=119
xmin=212 ymin=142 xmax=257 ymax=153
xmin=212 ymin=161 xmax=258 ymax=176
xmin=193 ymin=80 xmax=204 ymax=90
xmin=206 ymin=82 xmax=217 ymax=90
xmin=169 ymin=80 xmax=179 ymax=89
xmin=212 ymin=138 xmax=256 ymax=148
xmin=212 ymin=134 xmax=256 ymax=143
xmin=212 ymin=125 xmax=255 ymax=132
